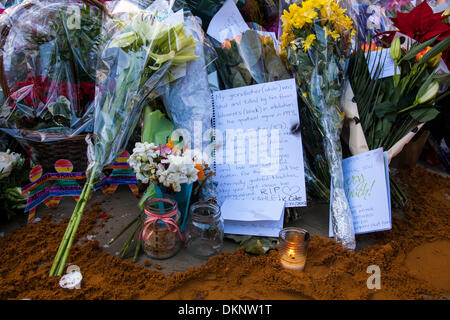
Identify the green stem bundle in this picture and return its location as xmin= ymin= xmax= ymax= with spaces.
xmin=49 ymin=163 xmax=98 ymax=276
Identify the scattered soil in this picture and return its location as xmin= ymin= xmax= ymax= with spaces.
xmin=0 ymin=167 xmax=449 ymax=300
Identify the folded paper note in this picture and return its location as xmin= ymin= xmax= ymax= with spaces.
xmin=214 ymin=78 xmax=307 ymax=207
xmin=365 ymin=48 xmax=400 ymax=79
xmin=221 ymin=199 xmax=285 ymax=237
xmin=206 ymin=0 xmax=250 ymax=43
xmin=329 ymin=148 xmax=392 ymax=236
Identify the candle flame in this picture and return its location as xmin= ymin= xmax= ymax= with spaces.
xmin=288 ymin=249 xmax=295 ymax=257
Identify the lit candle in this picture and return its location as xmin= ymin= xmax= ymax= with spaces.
xmin=279 ymin=227 xmax=310 ymax=271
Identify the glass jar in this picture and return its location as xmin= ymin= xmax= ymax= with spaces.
xmin=185 ymin=201 xmax=224 ymax=257
xmin=141 ymin=195 xmax=183 ymax=260
xmin=279 ymin=227 xmax=310 ymax=271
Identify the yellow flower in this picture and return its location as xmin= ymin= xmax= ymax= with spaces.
xmin=302 ymin=34 xmax=316 ymax=52
xmin=280 ymin=0 xmax=354 ymax=49
xmin=324 ymin=26 xmax=340 ymax=40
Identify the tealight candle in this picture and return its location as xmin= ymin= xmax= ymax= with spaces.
xmin=279 ymin=227 xmax=310 ymax=271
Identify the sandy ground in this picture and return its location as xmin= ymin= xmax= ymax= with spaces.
xmin=0 ymin=166 xmax=449 ymax=299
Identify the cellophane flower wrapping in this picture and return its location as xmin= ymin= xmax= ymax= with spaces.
xmin=158 ymin=14 xmax=218 ymax=200
xmin=0 ymin=1 xmax=103 ymax=142
xmin=210 ymin=28 xmax=290 ymax=89
xmin=87 ymin=0 xmax=198 ymax=176
xmin=345 ymin=0 xmax=393 ymax=40
xmin=281 ymin=0 xmax=356 ymax=249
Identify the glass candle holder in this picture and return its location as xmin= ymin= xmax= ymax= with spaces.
xmin=185 ymin=201 xmax=224 ymax=257
xmin=141 ymin=195 xmax=183 ymax=260
xmin=279 ymin=227 xmax=310 ymax=271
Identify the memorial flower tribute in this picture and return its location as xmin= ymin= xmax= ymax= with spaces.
xmin=280 ymin=0 xmax=357 ymax=249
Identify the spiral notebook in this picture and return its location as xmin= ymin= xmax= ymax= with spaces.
xmin=210 ymin=78 xmax=307 ymax=236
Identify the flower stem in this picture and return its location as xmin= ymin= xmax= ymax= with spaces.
xmin=49 ymin=163 xmax=98 ymax=276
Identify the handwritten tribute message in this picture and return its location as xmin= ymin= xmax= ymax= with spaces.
xmin=214 ymin=78 xmax=307 ymax=207
xmin=329 ymin=148 xmax=391 ymax=236
xmin=206 ymin=0 xmax=250 ymax=43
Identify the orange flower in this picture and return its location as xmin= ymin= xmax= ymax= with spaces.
xmin=361 ymin=43 xmax=379 ymax=52
xmin=195 ymin=164 xmax=204 ymax=180
xmin=416 ymin=46 xmax=442 ymax=67
xmin=221 ymin=39 xmax=232 ymax=49
xmin=165 ymin=138 xmax=174 ymax=149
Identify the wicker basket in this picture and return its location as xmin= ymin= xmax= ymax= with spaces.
xmin=17 ymin=134 xmax=89 ymax=172
xmin=0 ymin=0 xmax=111 ymax=173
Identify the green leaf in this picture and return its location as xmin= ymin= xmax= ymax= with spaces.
xmin=47 ymin=96 xmax=73 ymax=127
xmin=433 ymin=72 xmax=450 ymax=84
xmin=418 ymin=36 xmax=450 ymax=66
xmin=410 ymin=108 xmax=440 ymax=122
xmin=399 ymin=36 xmax=438 ymax=62
xmin=374 ymin=101 xmax=396 ymax=118
xmin=141 ymin=106 xmax=173 ymax=145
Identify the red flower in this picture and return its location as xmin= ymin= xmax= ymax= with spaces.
xmin=391 ymin=1 xmax=450 ymax=43
xmin=80 ymin=81 xmax=95 ymax=101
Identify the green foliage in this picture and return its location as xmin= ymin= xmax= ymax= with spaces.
xmin=349 ymin=35 xmax=450 ymax=150
xmin=0 ymin=156 xmax=29 ymax=221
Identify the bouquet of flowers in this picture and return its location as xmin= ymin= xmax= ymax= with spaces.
xmin=281 ymin=0 xmax=356 ymax=249
xmin=0 ymin=1 xmax=103 ymax=140
xmin=108 ymin=14 xmax=217 ymax=261
xmin=213 ymin=29 xmax=290 ymax=89
xmin=129 ymin=141 xmax=209 ymax=193
xmin=49 ymin=1 xmax=199 ymax=276
xmin=348 ymin=0 xmax=450 ymax=207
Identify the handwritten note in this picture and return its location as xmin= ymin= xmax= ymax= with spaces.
xmin=214 ymin=78 xmax=307 ymax=207
xmin=329 ymin=148 xmax=391 ymax=236
xmin=365 ymin=48 xmax=400 ymax=79
xmin=207 ymin=0 xmax=250 ymax=43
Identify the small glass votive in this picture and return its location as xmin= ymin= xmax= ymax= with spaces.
xmin=279 ymin=227 xmax=310 ymax=271
xmin=185 ymin=201 xmax=224 ymax=257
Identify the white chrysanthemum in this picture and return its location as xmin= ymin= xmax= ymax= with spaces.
xmin=156 ymin=154 xmax=199 ymax=192
xmin=0 ymin=151 xmax=22 ymax=179
xmin=129 ymin=142 xmax=159 ymax=183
